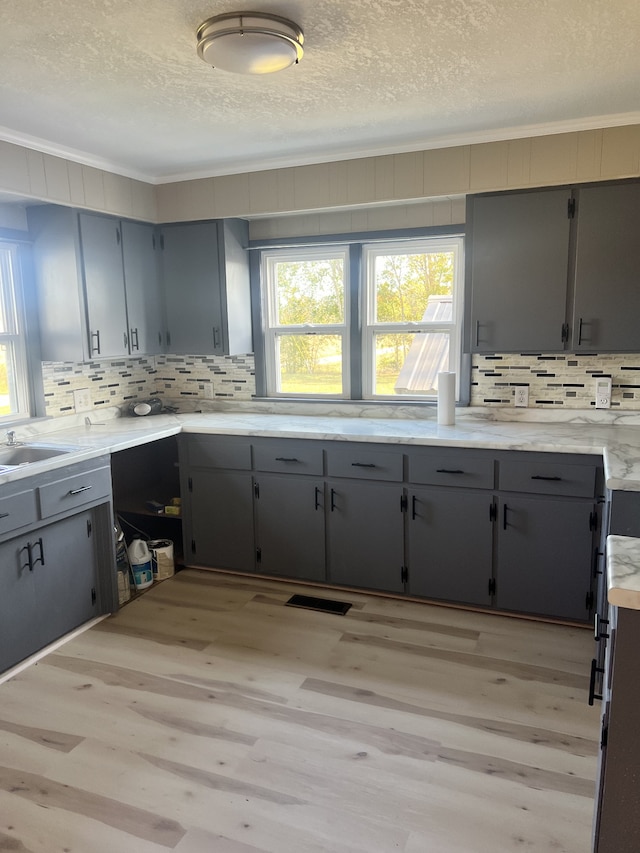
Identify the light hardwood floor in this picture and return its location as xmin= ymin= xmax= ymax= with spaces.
xmin=0 ymin=570 xmax=600 ymax=852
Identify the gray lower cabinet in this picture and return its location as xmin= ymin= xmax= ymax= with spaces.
xmin=326 ymin=479 xmax=404 ymax=593
xmin=254 ymin=473 xmax=325 ymax=581
xmin=179 ymin=435 xmax=599 ymax=622
xmin=186 ymin=469 xmax=255 ymax=571
xmin=0 ymin=508 xmax=101 ymax=673
xmin=407 ymin=488 xmax=493 ymax=606
xmin=496 ymin=495 xmax=595 ymax=621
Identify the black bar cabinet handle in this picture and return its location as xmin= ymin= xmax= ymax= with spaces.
xmin=351 ymin=462 xmax=376 ymax=468
xmin=68 ymin=485 xmax=92 ymax=496
xmin=275 ymin=457 xmax=300 ymax=463
xmin=503 ymin=503 xmax=508 ymax=530
xmin=588 ymin=658 xmax=604 ymax=706
xmin=411 ymin=495 xmax=417 ymax=520
xmin=531 ymin=475 xmax=562 ymax=481
xmin=475 ymin=320 xmax=480 ymax=347
xmin=314 ymin=486 xmax=321 ymax=511
xmin=20 ymin=544 xmax=32 ymax=571
xmin=0 ymin=512 xmax=9 ymax=519
xmin=436 ymin=468 xmax=464 ymax=474
xmin=330 ymin=488 xmax=336 ymax=512
xmin=31 ymin=537 xmax=45 ymax=567
xmin=578 ymin=318 xmax=584 ymax=345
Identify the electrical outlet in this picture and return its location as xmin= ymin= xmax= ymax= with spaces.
xmin=73 ymin=388 xmax=92 ymax=413
xmin=203 ymin=383 xmax=214 ymax=399
xmin=595 ymin=377 xmax=612 ymax=409
xmin=514 ymin=386 xmax=529 ymax=407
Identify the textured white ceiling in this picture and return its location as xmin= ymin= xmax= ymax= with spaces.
xmin=0 ymin=0 xmax=638 ymax=181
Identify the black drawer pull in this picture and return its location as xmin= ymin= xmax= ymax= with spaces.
xmin=351 ymin=462 xmax=376 ymax=468
xmin=531 ymin=475 xmax=562 ymax=481
xmin=68 ymin=485 xmax=93 ymax=496
xmin=588 ymin=657 xmax=604 ymax=706
xmin=436 ymin=468 xmax=464 ymax=474
xmin=0 ymin=512 xmax=9 ymax=519
xmin=275 ymin=457 xmax=300 ymax=463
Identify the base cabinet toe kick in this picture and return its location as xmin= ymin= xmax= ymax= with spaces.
xmin=0 ymin=456 xmax=116 ymax=675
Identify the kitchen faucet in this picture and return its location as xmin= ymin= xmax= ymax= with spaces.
xmin=5 ymin=430 xmax=19 ymax=446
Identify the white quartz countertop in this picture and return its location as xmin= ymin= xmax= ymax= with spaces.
xmin=3 ymin=407 xmax=640 ymax=490
xmin=607 ymin=535 xmax=640 ymax=610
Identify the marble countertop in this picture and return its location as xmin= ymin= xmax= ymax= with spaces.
xmin=607 ymin=536 xmax=640 ymax=610
xmin=3 ymin=405 xmax=640 ymax=490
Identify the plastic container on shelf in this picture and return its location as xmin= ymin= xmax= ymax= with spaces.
xmin=148 ymin=539 xmax=175 ymax=581
xmin=127 ymin=539 xmax=153 ymax=590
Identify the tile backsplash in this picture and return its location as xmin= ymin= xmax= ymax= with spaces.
xmin=471 ymin=353 xmax=640 ymax=408
xmin=43 ymin=351 xmax=640 ymax=416
xmin=42 ymin=354 xmax=255 ymax=417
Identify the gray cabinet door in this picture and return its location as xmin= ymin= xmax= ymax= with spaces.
xmin=496 ymin=495 xmax=594 ymax=621
xmin=187 ymin=469 xmax=255 ymax=571
xmin=36 ymin=511 xmax=99 ymax=648
xmin=407 ymin=488 xmax=493 ymax=606
xmin=78 ymin=213 xmax=129 ymax=358
xmin=326 ymin=480 xmax=404 ymax=593
xmin=160 ymin=222 xmax=223 ymax=355
xmin=255 ymin=474 xmax=325 ymax=581
xmin=0 ymin=531 xmax=38 ymax=672
xmin=121 ymin=220 xmax=163 ymax=355
xmin=468 ymin=189 xmax=571 ymax=352
xmin=573 ymin=183 xmax=640 ymax=351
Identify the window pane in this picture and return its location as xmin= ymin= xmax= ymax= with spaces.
xmin=274 ymin=258 xmax=345 ymax=326
xmin=0 ymin=248 xmax=16 ymax=334
xmin=374 ymin=252 xmax=454 ymax=322
xmin=374 ymin=332 xmax=450 ymax=396
xmin=0 ymin=344 xmax=15 ymax=416
xmin=276 ymin=334 xmax=343 ymax=395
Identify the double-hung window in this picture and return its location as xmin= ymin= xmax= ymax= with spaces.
xmin=0 ymin=242 xmax=30 ymax=421
xmin=362 ymin=237 xmax=463 ymax=399
xmin=261 ymin=247 xmax=350 ymax=397
xmin=258 ymin=232 xmax=463 ymax=401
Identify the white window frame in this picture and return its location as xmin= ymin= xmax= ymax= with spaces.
xmin=361 ymin=237 xmax=464 ymax=401
xmin=261 ymin=246 xmax=350 ymax=398
xmin=0 ymin=242 xmax=30 ymax=422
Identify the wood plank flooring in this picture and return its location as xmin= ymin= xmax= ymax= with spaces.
xmin=0 ymin=570 xmax=600 ymax=852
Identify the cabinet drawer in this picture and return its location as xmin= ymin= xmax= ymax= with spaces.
xmin=326 ymin=445 xmax=403 ymax=481
xmin=185 ymin=435 xmax=251 ymax=470
xmin=253 ymin=439 xmax=323 ymax=475
xmin=499 ymin=458 xmax=597 ymax=497
xmin=39 ymin=466 xmax=112 ymax=518
xmin=0 ymin=489 xmax=38 ymax=537
xmin=408 ymin=450 xmax=494 ymax=489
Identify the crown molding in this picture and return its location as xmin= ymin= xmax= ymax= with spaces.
xmin=0 ymin=125 xmax=156 ymax=183
xmin=1 ymin=112 xmax=639 ymax=187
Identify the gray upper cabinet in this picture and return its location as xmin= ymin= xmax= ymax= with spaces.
xmin=120 ymin=220 xmax=164 ymax=355
xmin=572 ymin=183 xmax=640 ymax=352
xmin=29 ymin=205 xmax=162 ymax=361
xmin=467 ymin=189 xmax=571 ymax=353
xmin=467 ymin=180 xmax=640 ymax=355
xmin=160 ymin=219 xmax=252 ymax=356
xmin=78 ymin=212 xmax=129 ymax=358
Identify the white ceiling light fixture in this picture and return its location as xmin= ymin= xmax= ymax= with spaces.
xmin=196 ymin=11 xmax=304 ymax=75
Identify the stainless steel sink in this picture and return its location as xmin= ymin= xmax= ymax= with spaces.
xmin=0 ymin=444 xmax=76 ymax=467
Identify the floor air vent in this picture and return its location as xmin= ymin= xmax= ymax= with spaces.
xmin=285 ymin=594 xmax=352 ymax=615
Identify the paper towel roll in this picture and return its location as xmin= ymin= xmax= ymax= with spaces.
xmin=437 ymin=372 xmax=456 ymax=425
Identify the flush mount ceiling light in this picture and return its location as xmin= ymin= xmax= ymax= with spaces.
xmin=196 ymin=11 xmax=304 ymax=75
